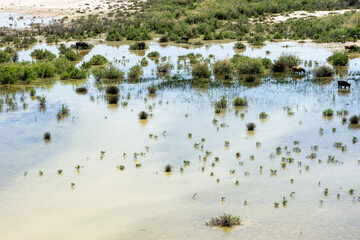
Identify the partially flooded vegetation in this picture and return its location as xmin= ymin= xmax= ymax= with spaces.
xmin=1 ymin=2 xmax=360 ymax=238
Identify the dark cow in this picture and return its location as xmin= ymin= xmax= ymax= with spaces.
xmin=137 ymin=42 xmax=146 ymax=50
xmin=76 ymin=42 xmax=91 ymax=50
xmin=338 ymin=80 xmax=351 ymax=89
xmin=345 ymin=45 xmax=357 ymax=51
xmin=292 ymin=66 xmax=305 ymax=74
xmin=181 ymin=36 xmax=190 ymax=43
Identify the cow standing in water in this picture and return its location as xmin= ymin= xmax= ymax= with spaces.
xmin=345 ymin=45 xmax=357 ymax=51
xmin=292 ymin=66 xmax=305 ymax=74
xmin=75 ymin=42 xmax=91 ymax=50
xmin=338 ymin=80 xmax=351 ymax=89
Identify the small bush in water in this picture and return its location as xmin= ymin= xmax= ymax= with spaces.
xmin=233 ymin=97 xmax=247 ymax=106
xmin=323 ymin=108 xmax=334 ymax=116
xmin=314 ymin=65 xmax=334 ymax=77
xmin=206 ymin=213 xmax=241 ymax=228
xmin=246 ymin=122 xmax=256 ymax=130
xmin=138 ymin=111 xmax=149 ymax=119
xmin=106 ymin=86 xmax=119 ymax=94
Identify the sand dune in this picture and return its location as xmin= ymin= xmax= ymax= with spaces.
xmin=0 ymin=0 xmax=131 ymax=18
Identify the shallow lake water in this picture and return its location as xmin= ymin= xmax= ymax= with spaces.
xmin=0 ymin=41 xmax=360 ymax=240
xmin=0 ymin=12 xmax=55 ymax=28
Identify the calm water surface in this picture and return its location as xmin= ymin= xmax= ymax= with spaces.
xmin=0 ymin=41 xmax=359 ymax=240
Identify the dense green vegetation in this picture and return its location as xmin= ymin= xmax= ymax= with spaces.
xmin=1 ymin=0 xmax=360 ymax=46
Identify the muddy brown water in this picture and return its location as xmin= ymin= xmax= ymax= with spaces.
xmin=0 ymin=41 xmax=360 ymax=240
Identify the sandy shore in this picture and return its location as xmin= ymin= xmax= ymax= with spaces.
xmin=251 ymin=9 xmax=360 ymax=23
xmin=0 ymin=0 xmax=134 ymax=18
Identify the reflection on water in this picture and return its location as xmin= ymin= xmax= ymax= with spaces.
xmin=0 ymin=42 xmax=360 ymax=240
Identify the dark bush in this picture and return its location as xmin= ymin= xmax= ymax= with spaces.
xmin=350 ymin=115 xmax=359 ymax=124
xmin=314 ymin=65 xmax=334 ymax=77
xmin=106 ymin=86 xmax=119 ymax=94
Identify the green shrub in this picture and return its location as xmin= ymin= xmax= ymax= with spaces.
xmin=246 ymin=34 xmax=265 ymax=45
xmin=34 ymin=62 xmax=56 ymax=78
xmin=314 ymin=65 xmax=334 ymax=77
xmin=53 ymin=57 xmax=72 ymax=74
xmin=232 ymin=55 xmax=264 ymax=74
xmin=233 ymin=97 xmax=248 ymax=106
xmin=278 ymin=54 xmax=300 ymax=68
xmin=129 ymin=42 xmax=148 ymax=50
xmin=0 ymin=50 xmax=11 ymax=64
xmin=262 ymin=58 xmax=272 ymax=69
xmin=215 ymin=96 xmax=227 ymax=108
xmin=64 ymin=50 xmax=80 ymax=61
xmin=0 ymin=65 xmax=22 ymax=84
xmin=213 ymin=59 xmax=233 ymax=79
xmin=157 ymin=62 xmax=173 ymax=73
xmin=259 ymin=112 xmax=269 ymax=118
xmin=99 ymin=65 xmax=124 ymax=80
xmin=58 ymin=44 xmax=71 ymax=54
xmin=106 ymin=29 xmax=124 ymax=41
xmin=21 ymin=65 xmax=37 ymax=81
xmin=234 ymin=42 xmax=246 ymax=49
xmin=30 ymin=49 xmax=56 ymax=60
xmin=88 ymin=55 xmax=108 ymax=65
xmin=147 ymin=51 xmax=160 ymax=58
xmin=192 ymin=62 xmax=211 ymax=79
xmin=323 ymin=108 xmax=334 ymax=116
xmin=327 ymin=51 xmax=349 ymax=66
xmin=127 ymin=65 xmax=143 ymax=81
xmin=140 ymin=57 xmax=148 ymax=66
xmin=67 ymin=68 xmax=88 ymax=79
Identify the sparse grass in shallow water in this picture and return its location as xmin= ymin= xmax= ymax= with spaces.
xmin=75 ymin=87 xmax=87 ymax=93
xmin=233 ymin=97 xmax=247 ymax=106
xmin=323 ymin=109 xmax=334 ymax=116
xmin=138 ymin=111 xmax=149 ymax=120
xmin=206 ymin=213 xmax=241 ymax=228
xmin=246 ymin=122 xmax=256 ymax=131
xmin=215 ymin=96 xmax=227 ymax=109
xmin=147 ymin=85 xmax=157 ymax=94
xmin=44 ymin=132 xmax=51 ymax=140
xmin=165 ymin=164 xmax=172 ymax=172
